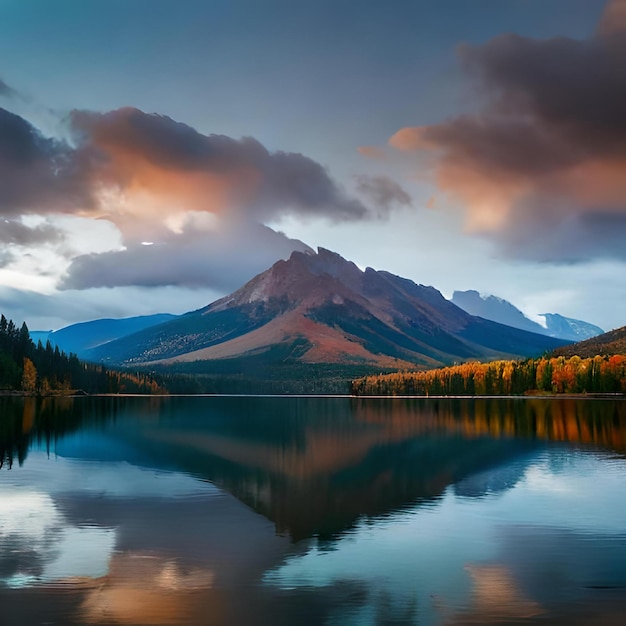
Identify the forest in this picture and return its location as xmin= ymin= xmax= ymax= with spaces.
xmin=351 ymin=355 xmax=626 ymax=396
xmin=0 ymin=314 xmax=165 ymax=395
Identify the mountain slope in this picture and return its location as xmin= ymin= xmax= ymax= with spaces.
xmin=88 ymin=249 xmax=565 ymax=372
xmin=552 ymin=325 xmax=626 ymax=358
xmin=451 ymin=290 xmax=603 ymax=341
xmin=35 ymin=314 xmax=178 ymax=358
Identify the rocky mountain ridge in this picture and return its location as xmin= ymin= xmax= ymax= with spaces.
xmin=86 ymin=248 xmax=565 ymax=370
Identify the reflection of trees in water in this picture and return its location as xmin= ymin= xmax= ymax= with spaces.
xmin=0 ymin=397 xmax=119 ymax=469
xmin=137 ymin=398 xmax=626 ymax=540
xmin=353 ymin=398 xmax=626 ymax=452
xmin=2 ymin=396 xmax=626 ymax=540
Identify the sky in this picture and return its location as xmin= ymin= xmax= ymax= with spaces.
xmin=1 ymin=0 xmax=625 ymax=332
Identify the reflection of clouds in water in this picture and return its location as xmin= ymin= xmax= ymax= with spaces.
xmin=264 ymin=451 xmax=626 ymax=624
xmin=0 ymin=489 xmax=115 ymax=587
xmin=263 ymin=497 xmax=484 ymax=624
xmin=453 ymin=564 xmax=543 ymax=623
xmin=80 ymin=552 xmax=214 ymax=625
xmin=524 ymin=463 xmax=575 ymax=495
xmin=430 ymin=564 xmax=544 ymax=625
xmin=42 ymin=526 xmax=115 ymax=582
xmin=0 ymin=490 xmax=61 ymax=540
xmin=516 ymin=453 xmax=626 ymax=533
xmin=0 ymin=453 xmax=218 ymax=590
xmin=8 ymin=451 xmax=220 ymax=499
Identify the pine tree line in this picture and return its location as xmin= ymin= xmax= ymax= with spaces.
xmin=0 ymin=313 xmax=165 ymax=394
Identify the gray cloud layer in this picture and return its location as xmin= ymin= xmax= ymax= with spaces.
xmin=390 ymin=0 xmax=626 ymax=262
xmin=0 ymin=219 xmax=64 ymax=246
xmin=60 ymin=221 xmax=312 ymax=291
xmin=0 ymin=108 xmax=89 ymax=215
xmin=354 ymin=175 xmax=412 ymax=217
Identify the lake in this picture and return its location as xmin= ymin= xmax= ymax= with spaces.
xmin=1 ymin=395 xmax=626 ymax=625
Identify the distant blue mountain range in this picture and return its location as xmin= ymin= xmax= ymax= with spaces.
xmin=31 ymin=313 xmax=178 ymax=358
xmin=451 ymin=290 xmax=604 ymax=342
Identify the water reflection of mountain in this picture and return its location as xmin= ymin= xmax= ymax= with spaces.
xmin=2 ymin=396 xmax=626 ymax=541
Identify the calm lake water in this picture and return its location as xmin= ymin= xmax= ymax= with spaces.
xmin=1 ymin=396 xmax=626 ymax=625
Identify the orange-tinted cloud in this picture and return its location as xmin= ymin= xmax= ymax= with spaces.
xmin=70 ymin=107 xmax=369 ymax=238
xmin=598 ymin=0 xmax=626 ymax=36
xmin=389 ymin=0 xmax=626 ymax=262
xmin=357 ymin=145 xmax=386 ymax=159
xmin=0 ymin=104 xmax=380 ymax=289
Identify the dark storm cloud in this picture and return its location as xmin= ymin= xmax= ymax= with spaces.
xmin=389 ymin=0 xmax=626 ymax=262
xmin=354 ymin=175 xmax=412 ymax=217
xmin=0 ymin=219 xmax=64 ymax=246
xmin=70 ymin=107 xmax=369 ymax=223
xmin=0 ymin=107 xmax=89 ymax=216
xmin=60 ymin=221 xmax=312 ymax=290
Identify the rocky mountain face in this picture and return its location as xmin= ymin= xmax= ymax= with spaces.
xmin=88 ymin=248 xmax=565 ymax=370
xmin=451 ymin=290 xmax=604 ymax=342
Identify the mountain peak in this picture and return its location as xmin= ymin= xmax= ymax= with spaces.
xmin=89 ymin=248 xmax=565 ymax=370
xmin=288 ymin=247 xmax=363 ymax=280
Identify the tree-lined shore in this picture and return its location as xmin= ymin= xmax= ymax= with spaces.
xmin=0 ymin=314 xmax=165 ymax=395
xmin=351 ymin=355 xmax=626 ymax=397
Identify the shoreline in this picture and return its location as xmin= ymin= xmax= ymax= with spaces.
xmin=2 ymin=391 xmax=625 ymax=400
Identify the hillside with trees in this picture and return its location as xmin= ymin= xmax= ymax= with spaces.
xmin=551 ymin=325 xmax=626 ymax=359
xmin=351 ymin=355 xmax=626 ymax=396
xmin=0 ymin=314 xmax=165 ymax=395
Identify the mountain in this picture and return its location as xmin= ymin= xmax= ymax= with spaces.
xmin=451 ymin=290 xmax=541 ymax=335
xmin=552 ymin=325 xmax=626 ymax=359
xmin=538 ymin=313 xmax=605 ymax=342
xmin=87 ymin=249 xmax=565 ymax=380
xmin=33 ymin=313 xmax=178 ymax=358
xmin=451 ymin=290 xmax=603 ymax=342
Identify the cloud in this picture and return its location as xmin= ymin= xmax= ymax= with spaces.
xmin=0 ymin=105 xmax=373 ymax=231
xmin=598 ymin=0 xmax=626 ymax=36
xmin=0 ymin=250 xmax=13 ymax=268
xmin=357 ymin=146 xmax=386 ymax=159
xmin=0 ymin=219 xmax=64 ymax=246
xmin=354 ymin=175 xmax=412 ymax=217
xmin=68 ymin=107 xmax=369 ymax=238
xmin=388 ymin=0 xmax=626 ymax=262
xmin=0 ymin=104 xmax=387 ymax=291
xmin=0 ymin=107 xmax=90 ymax=216
xmin=0 ymin=284 xmax=223 ymax=331
xmin=60 ymin=218 xmax=312 ymax=290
